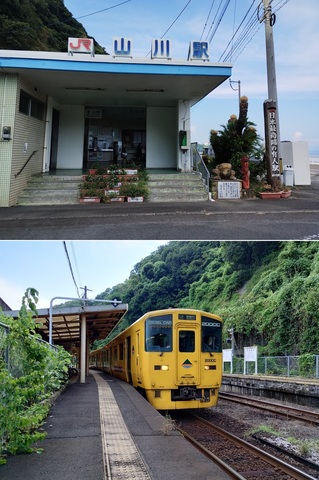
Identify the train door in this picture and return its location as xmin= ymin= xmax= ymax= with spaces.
xmin=126 ymin=336 xmax=132 ymax=384
xmin=136 ymin=330 xmax=143 ymax=385
xmin=176 ymin=325 xmax=200 ymax=385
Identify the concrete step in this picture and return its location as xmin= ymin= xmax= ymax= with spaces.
xmin=147 ymin=173 xmax=208 ymax=203
xmin=17 ymin=175 xmax=82 ymax=205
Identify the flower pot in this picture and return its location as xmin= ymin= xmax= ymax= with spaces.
xmin=281 ymin=190 xmax=291 ymax=198
xmin=126 ymin=196 xmax=144 ymax=202
xmin=109 ymin=196 xmax=125 ymax=202
xmin=259 ymin=191 xmax=282 ymax=200
xmin=79 ymin=197 xmax=100 ymax=203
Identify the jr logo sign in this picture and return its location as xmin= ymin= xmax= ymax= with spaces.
xmin=68 ymin=38 xmax=94 ymax=55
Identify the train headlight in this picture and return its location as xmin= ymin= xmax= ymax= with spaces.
xmin=154 ymin=365 xmax=169 ymax=371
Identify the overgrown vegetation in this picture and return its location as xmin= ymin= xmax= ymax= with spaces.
xmin=0 ymin=289 xmax=71 ymax=465
xmin=0 ymin=0 xmax=106 ymax=53
xmin=92 ymin=241 xmax=319 ymax=357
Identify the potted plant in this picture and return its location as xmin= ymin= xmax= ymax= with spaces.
xmin=258 ymin=178 xmax=290 ymax=199
xmin=79 ymin=175 xmax=108 ymax=203
xmin=79 ymin=185 xmax=101 ymax=203
xmin=281 ymin=186 xmax=292 ymax=198
xmin=88 ymin=161 xmax=101 ymax=175
xmin=119 ymin=180 xmax=149 ymax=202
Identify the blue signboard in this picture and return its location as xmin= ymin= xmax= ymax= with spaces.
xmin=188 ymin=41 xmax=210 ymax=61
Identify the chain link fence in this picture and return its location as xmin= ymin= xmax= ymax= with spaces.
xmin=223 ymin=354 xmax=319 ymax=378
xmin=1 ymin=320 xmax=58 ymax=378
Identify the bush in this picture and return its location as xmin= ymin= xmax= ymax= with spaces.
xmin=0 ymin=289 xmax=71 ymax=464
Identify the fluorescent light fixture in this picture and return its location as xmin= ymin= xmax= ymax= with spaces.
xmin=65 ymin=87 xmax=106 ymax=91
xmin=126 ymin=88 xmax=164 ymax=93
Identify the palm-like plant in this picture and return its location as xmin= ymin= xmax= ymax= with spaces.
xmin=210 ymin=96 xmax=265 ymax=181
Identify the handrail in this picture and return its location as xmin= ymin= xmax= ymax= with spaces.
xmin=15 ymin=150 xmax=38 ymax=177
xmin=191 ymin=142 xmax=210 ymax=192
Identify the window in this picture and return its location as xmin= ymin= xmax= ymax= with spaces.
xmin=179 ymin=330 xmax=195 ymax=352
xmin=19 ymin=90 xmax=44 ymax=120
xmin=119 ymin=342 xmax=124 ymax=360
xmin=201 ymin=316 xmax=222 ymax=353
xmin=145 ymin=314 xmax=172 ymax=352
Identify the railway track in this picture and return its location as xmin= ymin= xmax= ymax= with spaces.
xmin=219 ymin=392 xmax=319 ymax=425
xmin=175 ymin=413 xmax=317 ymax=480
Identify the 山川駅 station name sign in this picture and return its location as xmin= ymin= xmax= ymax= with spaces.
xmin=68 ymin=37 xmax=210 ymax=61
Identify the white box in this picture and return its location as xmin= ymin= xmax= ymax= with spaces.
xmin=280 ymin=141 xmax=311 ymax=185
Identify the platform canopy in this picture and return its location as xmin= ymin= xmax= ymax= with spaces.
xmin=5 ymin=303 xmax=128 ymax=346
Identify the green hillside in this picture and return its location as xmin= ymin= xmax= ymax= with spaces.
xmin=94 ymin=241 xmax=319 ymax=356
xmin=0 ymin=0 xmax=106 ymax=53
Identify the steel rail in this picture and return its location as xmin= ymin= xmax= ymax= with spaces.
xmin=177 ymin=426 xmax=247 ymax=480
xmin=190 ymin=414 xmax=317 ymax=480
xmin=219 ymin=392 xmax=319 ymax=425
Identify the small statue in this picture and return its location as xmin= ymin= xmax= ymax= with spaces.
xmin=212 ymin=163 xmax=237 ymax=181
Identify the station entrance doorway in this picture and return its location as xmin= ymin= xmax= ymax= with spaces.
xmin=84 ymin=106 xmax=146 ymax=168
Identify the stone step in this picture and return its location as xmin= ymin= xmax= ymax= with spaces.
xmin=17 ymin=196 xmax=79 ymax=205
xmin=148 ymin=193 xmax=208 ymax=202
xmin=147 ymin=172 xmax=208 ymax=202
xmin=17 ymin=175 xmax=81 ymax=205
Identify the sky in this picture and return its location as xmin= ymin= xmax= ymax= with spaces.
xmin=63 ymin=0 xmax=319 ymax=155
xmin=0 ymin=241 xmax=168 ymax=310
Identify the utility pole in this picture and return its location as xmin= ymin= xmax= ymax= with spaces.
xmin=262 ymin=0 xmax=281 ymax=182
xmin=81 ymin=285 xmax=92 ymax=299
xmin=229 ymin=79 xmax=241 ymax=108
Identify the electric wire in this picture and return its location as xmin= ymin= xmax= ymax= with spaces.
xmin=218 ymin=0 xmax=257 ymax=62
xmin=200 ymin=0 xmax=216 ymax=41
xmin=146 ymin=0 xmax=192 ymax=56
xmin=271 ymin=0 xmax=292 ymax=14
xmin=157 ymin=0 xmax=192 ymax=39
xmin=62 ymin=241 xmax=81 ymax=299
xmin=70 ymin=242 xmax=83 ymax=292
xmin=208 ymin=0 xmax=232 ymax=44
xmin=204 ymin=0 xmax=223 ymax=42
xmin=224 ymin=0 xmax=291 ymax=63
xmin=220 ymin=1 xmax=265 ymax=63
xmin=74 ymin=0 xmax=132 ymax=20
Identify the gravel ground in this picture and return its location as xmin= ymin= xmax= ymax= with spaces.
xmin=203 ymin=398 xmax=319 ymax=466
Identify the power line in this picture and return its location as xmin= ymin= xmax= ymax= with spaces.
xmin=157 ymin=0 xmax=193 ymax=39
xmin=208 ymin=0 xmax=232 ymax=44
xmin=200 ymin=0 xmax=216 ymax=41
xmin=74 ymin=0 xmax=132 ymax=21
xmin=70 ymin=241 xmax=83 ymax=289
xmin=62 ymin=241 xmax=81 ymax=298
xmin=218 ymin=0 xmax=257 ymax=61
xmin=146 ymin=0 xmax=192 ymax=56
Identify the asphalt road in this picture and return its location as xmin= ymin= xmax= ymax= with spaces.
xmin=1 ymin=166 xmax=318 ymax=241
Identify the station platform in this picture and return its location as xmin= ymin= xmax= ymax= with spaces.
xmin=1 ymin=370 xmax=231 ymax=480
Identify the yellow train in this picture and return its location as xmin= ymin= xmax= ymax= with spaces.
xmin=89 ymin=308 xmax=223 ymax=410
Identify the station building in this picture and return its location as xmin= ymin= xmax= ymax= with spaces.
xmin=0 ymin=38 xmax=232 ymax=207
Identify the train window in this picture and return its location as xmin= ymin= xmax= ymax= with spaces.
xmin=145 ymin=315 xmax=172 ymax=352
xmin=178 ymin=314 xmax=196 ymax=320
xmin=201 ymin=316 xmax=222 ymax=353
xmin=113 ymin=345 xmax=118 ymax=360
xmin=179 ymin=330 xmax=195 ymax=352
xmin=119 ymin=343 xmax=124 ymax=360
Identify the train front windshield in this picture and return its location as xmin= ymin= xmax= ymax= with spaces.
xmin=145 ymin=314 xmax=173 ymax=352
xmin=201 ymin=316 xmax=222 ymax=353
